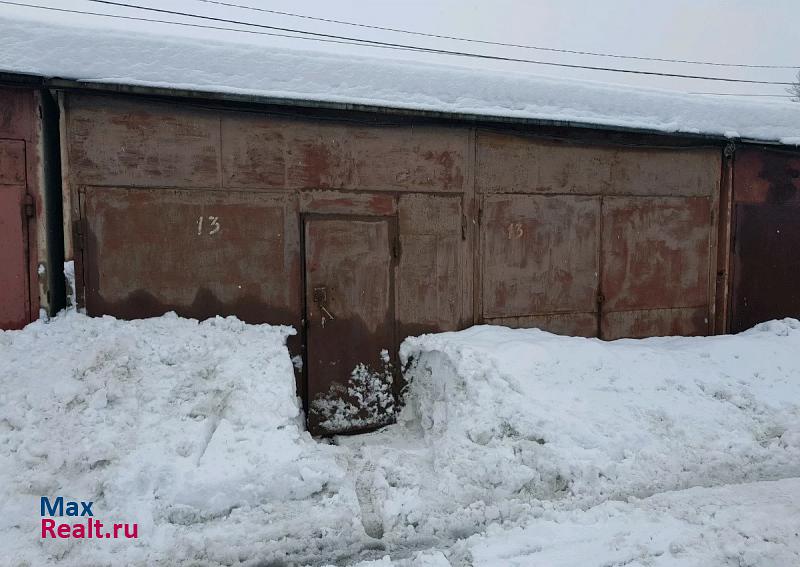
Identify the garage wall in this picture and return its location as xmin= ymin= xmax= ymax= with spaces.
xmin=64 ymin=92 xmax=723 ymax=343
xmin=63 ymin=93 xmax=473 ymax=339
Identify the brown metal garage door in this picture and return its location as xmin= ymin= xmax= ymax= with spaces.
xmin=79 ymin=186 xmax=301 ymax=324
xmin=731 ymin=204 xmax=800 ymax=332
xmin=729 ymin=148 xmax=800 ymax=333
xmin=304 ymin=216 xmax=398 ymax=436
xmin=476 ymin=132 xmax=719 ymax=339
xmin=0 ymin=139 xmax=31 ymax=329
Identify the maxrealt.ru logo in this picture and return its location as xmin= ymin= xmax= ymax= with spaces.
xmin=40 ymin=497 xmax=138 ymax=539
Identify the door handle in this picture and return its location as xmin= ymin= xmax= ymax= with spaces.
xmin=313 ymin=286 xmax=335 ymax=320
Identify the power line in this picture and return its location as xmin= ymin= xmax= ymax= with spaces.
xmin=3 ymin=0 xmax=797 ymax=86
xmin=0 ymin=1 xmax=447 ymax=51
xmin=189 ymin=0 xmax=800 ymax=71
xmin=78 ymin=0 xmax=799 ymax=86
xmin=690 ymin=92 xmax=795 ymax=98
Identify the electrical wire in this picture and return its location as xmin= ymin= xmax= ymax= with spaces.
xmin=79 ymin=0 xmax=800 ymax=85
xmin=689 ymin=92 xmax=795 ymax=97
xmin=0 ymin=1 xmax=449 ymax=51
xmin=188 ymin=0 xmax=800 ymax=70
xmin=2 ymin=0 xmax=797 ymax=86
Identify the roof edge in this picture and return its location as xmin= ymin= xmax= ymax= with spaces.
xmin=1 ymin=71 xmax=797 ymax=147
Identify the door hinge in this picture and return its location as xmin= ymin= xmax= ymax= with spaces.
xmin=724 ymin=142 xmax=736 ymax=160
xmin=23 ymin=194 xmax=35 ymax=218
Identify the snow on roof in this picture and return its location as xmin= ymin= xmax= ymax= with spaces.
xmin=1 ymin=16 xmax=799 ymax=145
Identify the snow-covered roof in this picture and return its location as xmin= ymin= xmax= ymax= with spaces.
xmin=1 ymin=16 xmax=799 ymax=145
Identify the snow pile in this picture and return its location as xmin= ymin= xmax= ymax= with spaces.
xmin=399 ymin=321 xmax=800 ymax=504
xmin=344 ymin=320 xmax=800 ymax=546
xmin=1 ymin=16 xmax=800 ymax=143
xmin=2 ymin=312 xmax=800 ymax=565
xmin=356 ymin=477 xmax=800 ymax=566
xmin=0 ymin=312 xmax=363 ymax=566
xmin=401 ymin=478 xmax=800 ymax=566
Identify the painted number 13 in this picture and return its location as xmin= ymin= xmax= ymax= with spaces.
xmin=197 ymin=215 xmax=221 ymax=236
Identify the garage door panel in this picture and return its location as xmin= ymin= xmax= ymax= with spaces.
xmin=398 ymin=194 xmax=466 ymax=333
xmin=0 ymin=184 xmax=29 ymax=328
xmin=602 ymin=196 xmax=710 ymax=312
xmin=731 ymin=204 xmax=800 ymax=332
xmin=481 ymin=194 xmax=600 ymax=318
xmin=82 ymin=187 xmax=301 ymax=325
xmin=731 ymin=149 xmax=800 ymax=206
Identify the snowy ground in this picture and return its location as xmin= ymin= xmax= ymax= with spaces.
xmin=1 ymin=313 xmax=799 ymax=566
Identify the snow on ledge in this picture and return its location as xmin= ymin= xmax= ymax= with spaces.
xmin=1 ymin=16 xmax=799 ymax=144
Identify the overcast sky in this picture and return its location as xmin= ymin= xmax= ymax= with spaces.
xmin=1 ymin=0 xmax=798 ymax=98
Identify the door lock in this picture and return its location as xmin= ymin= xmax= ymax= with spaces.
xmin=313 ymin=286 xmax=335 ymax=320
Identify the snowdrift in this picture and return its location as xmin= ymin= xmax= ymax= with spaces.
xmin=3 ymin=312 xmax=800 ymax=565
xmin=0 ymin=312 xmax=363 ymax=566
xmin=398 ymin=321 xmax=800 ymax=510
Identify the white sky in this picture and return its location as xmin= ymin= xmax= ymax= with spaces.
xmin=1 ymin=0 xmax=798 ymax=97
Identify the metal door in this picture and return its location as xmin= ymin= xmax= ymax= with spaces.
xmin=729 ymin=148 xmax=800 ymax=333
xmin=304 ymin=216 xmax=397 ymax=436
xmin=731 ymin=204 xmax=800 ymax=333
xmin=0 ymin=139 xmax=30 ymax=329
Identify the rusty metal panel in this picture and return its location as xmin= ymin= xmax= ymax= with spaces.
xmin=481 ymin=194 xmax=600 ymax=318
xmin=730 ymin=203 xmax=800 ymax=333
xmin=300 ymin=190 xmax=396 ymax=216
xmin=607 ymin=148 xmax=720 ymax=197
xmin=729 ymin=148 xmax=800 ymax=332
xmin=304 ymin=217 xmax=396 ymax=436
xmin=732 ymin=148 xmax=800 ymax=206
xmin=285 ymin=122 xmax=467 ymax=192
xmin=0 ymin=140 xmax=26 ymax=185
xmin=476 ymin=132 xmax=718 ymax=197
xmin=602 ymin=307 xmax=708 ymax=340
xmin=0 ymin=183 xmax=29 ymax=329
xmin=477 ymin=132 xmax=614 ymax=194
xmin=601 ymin=196 xmax=711 ymax=313
xmin=225 ymin=111 xmax=470 ymax=192
xmin=81 ymin=187 xmax=301 ymax=325
xmin=485 ymin=312 xmax=597 ymax=337
xmin=66 ymin=95 xmax=221 ymax=188
xmin=397 ymin=194 xmax=466 ymax=335
xmin=0 ymin=88 xmax=34 ymax=140
xmin=0 ymin=88 xmax=34 ymax=330
xmin=221 ymin=112 xmax=286 ymax=189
